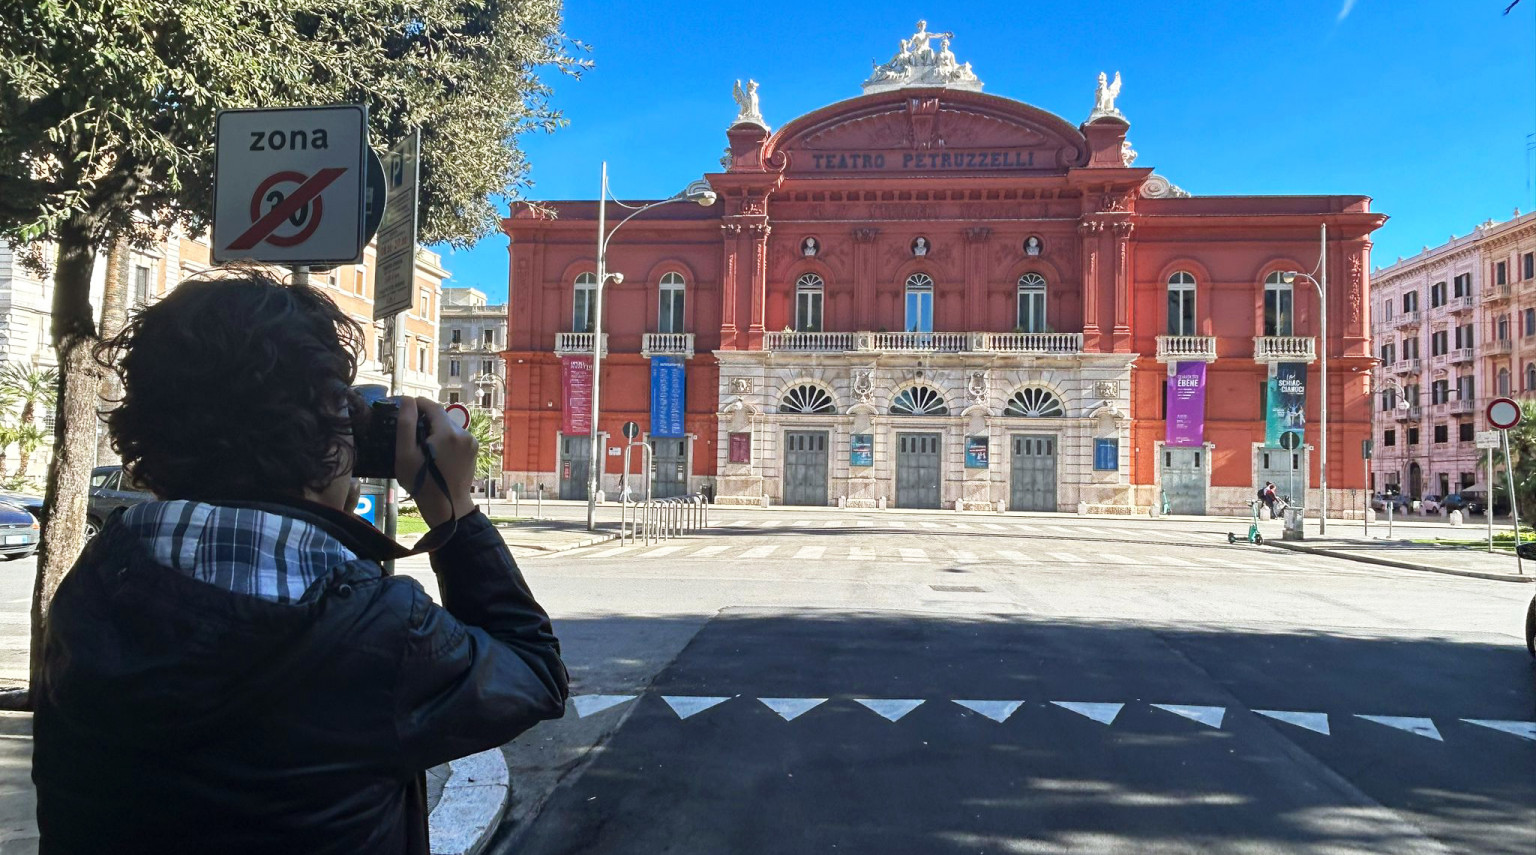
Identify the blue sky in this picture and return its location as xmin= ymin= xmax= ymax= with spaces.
xmin=431 ymin=1 xmax=1536 ymax=303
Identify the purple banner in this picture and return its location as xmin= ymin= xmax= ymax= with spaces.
xmin=1166 ymin=361 xmax=1206 ymax=447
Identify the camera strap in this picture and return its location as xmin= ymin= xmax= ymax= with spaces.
xmin=398 ymin=439 xmax=459 ymax=556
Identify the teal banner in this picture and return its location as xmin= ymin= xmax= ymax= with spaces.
xmin=1265 ymin=363 xmax=1307 ymax=449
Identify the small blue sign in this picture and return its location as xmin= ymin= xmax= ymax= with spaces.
xmin=650 ymin=357 xmax=686 ymax=438
xmin=1093 ymin=438 xmax=1119 ymax=472
xmin=354 ymin=494 xmax=377 ymax=525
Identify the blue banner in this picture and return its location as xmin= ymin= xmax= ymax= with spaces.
xmin=649 ymin=357 xmax=686 ymax=438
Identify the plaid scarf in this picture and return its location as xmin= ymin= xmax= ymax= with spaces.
xmin=121 ymin=500 xmax=359 ymax=604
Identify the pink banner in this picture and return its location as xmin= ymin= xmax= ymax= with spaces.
xmin=562 ymin=356 xmax=592 ymax=435
xmin=1165 ymin=361 xmax=1206 ymax=447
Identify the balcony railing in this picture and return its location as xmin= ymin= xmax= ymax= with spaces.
xmin=1253 ymin=336 xmax=1316 ymax=363
xmin=1451 ymin=398 xmax=1476 ymax=414
xmin=1450 ymin=294 xmax=1477 ymax=313
xmin=761 ymin=330 xmax=1084 ymax=355
xmin=1396 ymin=309 xmax=1422 ymax=327
xmin=1391 ymin=358 xmax=1422 ymax=374
xmin=1485 ymin=283 xmax=1512 ymax=301
xmin=1394 ymin=405 xmax=1423 ymax=421
xmin=1491 ymin=339 xmax=1513 ymax=355
xmin=554 ymin=332 xmax=608 ymax=356
xmin=1430 ymin=402 xmax=1450 ymax=420
xmin=641 ymin=332 xmax=695 ymax=358
xmin=1155 ymin=335 xmax=1218 ymax=363
xmin=1450 ymin=347 xmax=1475 ymax=364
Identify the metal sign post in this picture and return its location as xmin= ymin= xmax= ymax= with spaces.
xmin=1504 ymin=430 xmax=1524 ymax=576
xmin=1487 ymin=398 xmax=1524 ymax=573
xmin=1477 ymin=430 xmax=1501 ymax=553
xmin=1361 ymin=439 xmax=1372 ymax=538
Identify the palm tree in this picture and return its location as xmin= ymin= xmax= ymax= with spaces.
xmin=0 ymin=363 xmax=59 ymax=483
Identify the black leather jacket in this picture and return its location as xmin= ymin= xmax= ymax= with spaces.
xmin=32 ymin=501 xmax=568 ymax=854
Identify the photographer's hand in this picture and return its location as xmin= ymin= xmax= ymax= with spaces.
xmin=397 ymin=397 xmax=478 ymax=527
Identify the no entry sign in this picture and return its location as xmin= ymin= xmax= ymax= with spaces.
xmin=1487 ymin=397 xmax=1523 ymax=431
xmin=212 ymin=105 xmax=369 ymax=265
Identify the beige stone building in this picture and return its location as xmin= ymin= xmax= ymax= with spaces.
xmin=437 ymin=287 xmax=507 ymax=495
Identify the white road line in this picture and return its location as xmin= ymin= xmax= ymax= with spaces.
xmin=900 ymin=548 xmax=929 ymax=562
xmin=793 ymin=545 xmax=827 ymax=560
xmin=1047 ymin=551 xmax=1084 ymax=563
xmin=582 ymin=545 xmax=638 ymax=559
xmin=849 ymin=546 xmax=876 ymax=560
xmin=637 ymin=545 xmax=685 ymax=558
xmin=793 ymin=520 xmax=816 ymax=527
xmin=1098 ymin=554 xmax=1137 ymax=565
xmin=920 ymin=521 xmax=941 ymax=529
xmin=1147 ymin=554 xmax=1195 ymax=567
xmin=741 ymin=545 xmax=779 ymax=559
xmin=759 ymin=520 xmax=783 ymax=528
xmin=995 ymin=549 xmax=1036 ymax=563
xmin=822 ymin=519 xmax=844 ymax=528
xmin=691 ymin=544 xmax=731 ymax=557
xmin=982 ymin=523 xmax=1007 ymax=531
xmin=724 ymin=520 xmax=752 ymax=527
xmin=954 ymin=550 xmax=979 ymax=563
xmin=953 ymin=522 xmax=975 ymax=530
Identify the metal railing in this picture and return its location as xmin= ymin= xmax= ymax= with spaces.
xmin=641 ymin=332 xmax=695 ymax=357
xmin=621 ymin=494 xmax=709 ymax=545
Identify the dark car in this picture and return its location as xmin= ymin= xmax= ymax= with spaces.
xmin=1454 ymin=489 xmax=1508 ymax=516
xmin=1371 ymin=492 xmax=1410 ymax=513
xmin=86 ymin=466 xmax=154 ymax=538
xmin=1443 ymin=492 xmax=1483 ymax=514
xmin=0 ymin=500 xmax=40 ymax=560
xmin=0 ymin=491 xmax=45 ymax=521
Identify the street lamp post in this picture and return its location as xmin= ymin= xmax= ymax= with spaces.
xmin=585 ymin=163 xmax=717 ymax=531
xmin=1361 ymin=368 xmax=1411 ymax=539
xmin=471 ymin=372 xmax=500 ymax=512
xmin=1282 ymin=224 xmax=1329 ymax=534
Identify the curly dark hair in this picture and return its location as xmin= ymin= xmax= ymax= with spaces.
xmin=99 ymin=268 xmax=364 ymax=501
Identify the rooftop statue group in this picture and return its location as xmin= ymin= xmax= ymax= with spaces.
xmin=863 ymin=20 xmax=982 ymax=93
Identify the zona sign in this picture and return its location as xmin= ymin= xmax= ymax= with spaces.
xmin=212 ymin=105 xmax=369 ymax=265
xmin=1487 ymin=397 xmax=1522 ymax=431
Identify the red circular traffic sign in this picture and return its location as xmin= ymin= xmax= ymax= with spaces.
xmin=444 ymin=403 xmax=471 ymax=430
xmin=249 ymin=171 xmax=324 ymax=247
xmin=1487 ymin=397 xmax=1522 ymax=430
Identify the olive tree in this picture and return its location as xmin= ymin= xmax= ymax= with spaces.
xmin=0 ymin=0 xmax=584 ymax=688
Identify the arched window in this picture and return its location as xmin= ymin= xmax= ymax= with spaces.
xmin=1498 ymin=367 xmax=1511 ymax=397
xmin=1016 ymin=273 xmax=1047 ymax=333
xmin=1167 ymin=271 xmax=1196 ymax=336
xmin=779 ymin=383 xmax=836 ymax=414
xmin=905 ymin=273 xmax=934 ymax=334
xmin=1004 ymin=387 xmax=1066 ymax=418
xmin=890 ymin=385 xmax=947 ymax=416
xmin=1264 ymin=272 xmax=1293 ymax=336
xmin=573 ymin=272 xmax=597 ymax=333
xmin=795 ymin=273 xmax=824 ymax=332
xmin=658 ymin=272 xmax=686 ymax=334
xmin=1526 ymin=363 xmax=1535 ymax=391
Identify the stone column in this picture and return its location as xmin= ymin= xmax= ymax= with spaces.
xmin=964 ymin=226 xmax=992 ymax=330
xmin=719 ymin=223 xmax=743 ymax=349
xmin=746 ymin=221 xmax=770 ymax=350
xmin=1078 ymin=219 xmax=1106 ymax=351
xmin=852 ymin=227 xmax=879 ymax=330
xmin=1111 ymin=219 xmax=1134 ymax=352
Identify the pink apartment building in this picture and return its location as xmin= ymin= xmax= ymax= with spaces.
xmin=1370 ymin=211 xmax=1536 ymax=501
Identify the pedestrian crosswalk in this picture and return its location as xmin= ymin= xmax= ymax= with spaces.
xmin=719 ymin=517 xmax=1222 ymax=543
xmin=571 ymin=539 xmax=1310 ymax=570
xmin=569 ymin=692 xmax=1536 ymax=748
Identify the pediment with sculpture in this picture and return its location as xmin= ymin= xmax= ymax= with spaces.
xmin=764 ymin=91 xmax=1088 ymax=177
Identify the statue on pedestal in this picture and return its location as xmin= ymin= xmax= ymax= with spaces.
xmin=731 ymin=79 xmax=767 ymax=129
xmin=1089 ymin=71 xmax=1125 ymax=122
xmin=862 ymin=22 xmax=983 ymax=93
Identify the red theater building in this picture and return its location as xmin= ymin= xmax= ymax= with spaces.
xmin=502 ymin=25 xmax=1385 ymax=515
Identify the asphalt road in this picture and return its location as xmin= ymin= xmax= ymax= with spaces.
xmin=494 ymin=510 xmax=1535 ymax=855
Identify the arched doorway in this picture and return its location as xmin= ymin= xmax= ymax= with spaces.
xmin=1408 ymin=462 xmax=1423 ymax=500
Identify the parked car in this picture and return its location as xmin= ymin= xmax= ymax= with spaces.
xmin=0 ymin=501 xmax=39 ymax=561
xmin=1419 ymin=495 xmax=1443 ymax=514
xmin=1371 ymin=493 xmax=1410 ymax=514
xmin=1443 ymin=492 xmax=1483 ymax=514
xmin=0 ymin=491 xmax=45 ymax=522
xmin=1456 ymin=489 xmax=1508 ymax=516
xmin=86 ymin=466 xmax=154 ymax=538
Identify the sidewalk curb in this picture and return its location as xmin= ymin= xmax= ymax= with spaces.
xmin=1269 ymin=540 xmax=1534 ymax=583
xmin=429 ymin=749 xmax=509 ymax=855
xmin=499 ymin=530 xmax=619 ymax=553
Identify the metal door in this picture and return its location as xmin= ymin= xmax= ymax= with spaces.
xmin=1009 ymin=434 xmax=1057 ymax=511
xmin=782 ymin=431 xmax=829 ymax=506
xmin=651 ymin=438 xmax=688 ymax=499
xmin=895 ymin=432 xmax=942 ymax=509
xmin=1160 ymin=447 xmax=1206 ymax=515
xmin=1258 ymin=448 xmax=1306 ymax=505
xmin=559 ymin=434 xmax=590 ymax=501
xmin=1408 ymin=462 xmax=1423 ymax=500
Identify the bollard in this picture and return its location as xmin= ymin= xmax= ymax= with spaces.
xmin=536 ymin=488 xmax=543 ymax=520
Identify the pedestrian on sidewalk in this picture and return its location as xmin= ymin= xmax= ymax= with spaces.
xmin=1258 ymin=481 xmax=1280 ymax=518
xmin=32 ymin=271 xmax=568 ymax=855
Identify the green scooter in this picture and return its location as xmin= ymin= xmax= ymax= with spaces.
xmin=1228 ymin=499 xmax=1264 ymax=545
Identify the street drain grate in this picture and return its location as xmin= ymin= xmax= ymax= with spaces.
xmin=929 ymin=584 xmax=987 ymax=593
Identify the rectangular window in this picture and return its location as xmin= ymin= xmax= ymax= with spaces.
xmin=658 ymin=283 xmax=686 ymax=334
xmin=1431 ymin=281 xmax=1446 ymax=307
xmin=1431 ymin=330 xmax=1447 ymax=356
xmin=1459 ymin=422 xmax=1474 ymax=442
xmin=573 ymin=285 xmax=595 ymax=332
xmin=1434 ymin=424 xmax=1448 ymax=444
xmin=1264 ymin=286 xmax=1293 ymax=336
xmin=418 ymin=288 xmax=431 ymax=317
xmin=1457 ymin=374 xmax=1475 ymax=401
xmin=1402 ymin=336 xmax=1419 ymax=359
xmin=1381 ymin=389 xmax=1396 ymax=411
xmin=905 ymin=283 xmax=933 ymax=333
xmin=1019 ymin=288 xmax=1048 ymax=333
xmin=481 ymin=359 xmax=494 ymax=375
xmin=1384 ymin=429 xmax=1396 ymax=447
xmin=483 ymin=328 xmax=494 ymax=346
xmin=1432 ymin=379 xmax=1449 ymax=404
xmin=1496 ymin=261 xmax=1508 ymax=285
xmin=451 ymin=328 xmax=462 ymax=344
xmin=1382 ymin=299 xmax=1393 ymax=321
xmin=1456 ymin=324 xmax=1475 ymax=349
xmin=1405 ymin=384 xmax=1420 ymax=405
xmin=447 ymin=391 xmax=460 ymax=404
xmin=1093 ymin=438 xmax=1119 ymax=471
xmin=1403 ymin=291 xmax=1419 ymax=313
xmin=1408 ymin=427 xmax=1420 ymax=445
xmin=1498 ymin=316 xmax=1509 ymax=341
xmin=132 ymin=265 xmax=151 ymax=305
xmin=1381 ymin=343 xmax=1395 ymax=364
xmin=1526 ymin=309 xmax=1535 ymax=337
xmin=1166 ymin=286 xmax=1194 ymax=336
xmin=1454 ymin=273 xmax=1472 ymax=297
xmin=449 ymin=359 xmax=460 ymax=377
xmin=796 ymin=284 xmax=823 ymax=332
xmin=417 ymin=345 xmax=428 ymax=373
xmin=1525 ymin=252 xmax=1534 ymax=280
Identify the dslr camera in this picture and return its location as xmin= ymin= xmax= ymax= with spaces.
xmin=350 ymin=385 xmax=431 ymax=479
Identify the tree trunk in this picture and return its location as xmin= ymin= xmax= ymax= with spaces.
xmin=96 ymin=237 xmax=130 ymax=466
xmin=30 ymin=212 xmax=104 ymax=691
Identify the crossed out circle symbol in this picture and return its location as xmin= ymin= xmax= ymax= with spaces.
xmin=250 ymin=171 xmax=324 ymax=247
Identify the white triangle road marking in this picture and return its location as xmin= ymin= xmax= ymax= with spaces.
xmin=759 ymin=697 xmax=828 ymax=721
xmin=794 ymin=545 xmax=826 ymax=560
xmin=1461 ymin=718 xmax=1536 ymax=741
xmin=1152 ymin=704 xmax=1226 ymax=729
xmin=953 ymin=699 xmax=1025 ymax=723
xmin=1254 ymin=709 xmax=1331 ymax=735
xmin=1356 ymin=714 xmax=1443 ymax=741
xmin=1051 ymin=701 xmax=1123 ymax=725
xmin=662 ymin=695 xmax=733 ymax=720
xmin=854 ymin=698 xmax=925 ymax=722
xmin=572 ymin=694 xmax=637 ymax=718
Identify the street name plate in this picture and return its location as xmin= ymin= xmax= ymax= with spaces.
xmin=1475 ymin=430 xmax=1501 ymax=450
